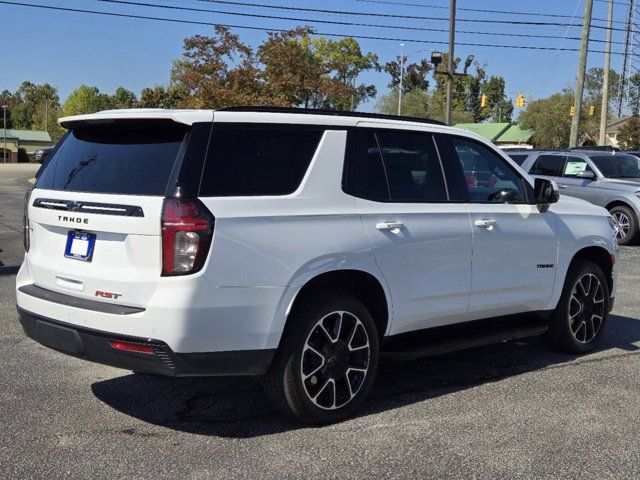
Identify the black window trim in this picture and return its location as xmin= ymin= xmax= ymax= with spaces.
xmin=343 ymin=127 xmax=457 ymax=204
xmin=446 ymin=134 xmax=536 ymax=205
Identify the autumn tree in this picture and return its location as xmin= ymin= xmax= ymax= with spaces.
xmin=171 ymin=25 xmax=268 ymax=108
xmin=138 ymin=85 xmax=184 ymax=108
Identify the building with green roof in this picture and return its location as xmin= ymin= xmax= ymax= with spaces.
xmin=0 ymin=129 xmax=53 ymax=163
xmin=454 ymin=122 xmax=534 ymax=148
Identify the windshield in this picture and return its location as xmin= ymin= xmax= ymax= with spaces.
xmin=36 ymin=123 xmax=188 ymax=195
xmin=590 ymin=154 xmax=640 ymax=179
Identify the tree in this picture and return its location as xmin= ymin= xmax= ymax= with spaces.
xmin=519 ymin=91 xmax=575 ymax=148
xmin=171 ymin=25 xmax=268 ymax=109
xmin=111 ymin=87 xmax=138 ymax=109
xmin=627 ymin=72 xmax=640 ymax=116
xmin=384 ymin=57 xmax=431 ymax=93
xmin=482 ymin=76 xmax=513 ymax=123
xmin=62 ymin=85 xmax=114 ymax=117
xmin=376 ymin=89 xmax=429 ymax=118
xmin=258 ymin=28 xmax=378 ymax=110
xmin=617 ymin=117 xmax=640 ymax=149
xmin=138 ymin=85 xmax=183 ymax=108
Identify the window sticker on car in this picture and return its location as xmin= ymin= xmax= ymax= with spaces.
xmin=565 ymin=161 xmax=587 ymax=175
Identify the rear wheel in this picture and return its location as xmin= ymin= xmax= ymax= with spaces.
xmin=545 ymin=259 xmax=610 ymax=353
xmin=609 ymin=205 xmax=638 ymax=245
xmin=263 ymin=291 xmax=379 ymax=424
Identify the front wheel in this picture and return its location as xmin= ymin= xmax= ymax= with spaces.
xmin=263 ymin=291 xmax=379 ymax=424
xmin=545 ymin=259 xmax=610 ymax=353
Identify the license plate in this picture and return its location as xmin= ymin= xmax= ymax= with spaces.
xmin=64 ymin=231 xmax=96 ymax=262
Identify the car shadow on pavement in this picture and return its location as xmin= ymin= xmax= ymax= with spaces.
xmin=91 ymin=314 xmax=640 ymax=438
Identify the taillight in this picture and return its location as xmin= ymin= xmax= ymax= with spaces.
xmin=23 ymin=189 xmax=31 ymax=252
xmin=161 ymin=198 xmax=214 ymax=276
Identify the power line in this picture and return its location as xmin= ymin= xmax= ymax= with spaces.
xmin=95 ymin=0 xmax=626 ymax=45
xmin=195 ymin=0 xmax=634 ymax=33
xmin=353 ymin=0 xmax=626 ymax=25
xmin=0 ymin=0 xmax=628 ymax=55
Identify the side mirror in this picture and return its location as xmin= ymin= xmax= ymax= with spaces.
xmin=576 ymin=170 xmax=596 ymax=180
xmin=534 ymin=178 xmax=560 ymax=207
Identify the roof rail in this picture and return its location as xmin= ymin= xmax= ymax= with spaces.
xmin=570 ymin=145 xmax=619 ymax=152
xmin=217 ymin=106 xmax=446 ymax=126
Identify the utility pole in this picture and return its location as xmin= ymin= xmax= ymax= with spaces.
xmin=445 ymin=0 xmax=457 ymax=126
xmin=398 ymin=43 xmax=404 ymax=116
xmin=2 ymin=105 xmax=7 ymax=164
xmin=600 ymin=0 xmax=614 ymax=145
xmin=617 ymin=0 xmax=635 ymax=117
xmin=569 ymin=0 xmax=594 ymax=148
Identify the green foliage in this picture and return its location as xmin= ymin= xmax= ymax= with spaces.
xmin=376 ymin=89 xmax=429 ymax=118
xmin=62 ymin=85 xmax=114 ymax=117
xmin=111 ymin=87 xmax=138 ymax=109
xmin=617 ymin=117 xmax=640 ymax=150
xmin=519 ymin=91 xmax=574 ymax=148
xmin=627 ymin=72 xmax=640 ymax=116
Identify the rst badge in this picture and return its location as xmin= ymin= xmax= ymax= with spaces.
xmin=95 ymin=290 xmax=122 ymax=300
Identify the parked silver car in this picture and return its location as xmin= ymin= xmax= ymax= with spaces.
xmin=515 ymin=149 xmax=640 ymax=245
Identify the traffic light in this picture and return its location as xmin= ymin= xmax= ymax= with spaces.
xmin=481 ymin=94 xmax=487 ymax=108
xmin=589 ymin=105 xmax=595 ymax=116
xmin=515 ymin=93 xmax=525 ymax=108
xmin=570 ymin=106 xmax=575 ymax=117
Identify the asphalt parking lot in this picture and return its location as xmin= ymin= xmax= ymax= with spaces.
xmin=1 ymin=164 xmax=640 ymax=479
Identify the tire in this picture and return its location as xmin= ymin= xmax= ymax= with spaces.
xmin=609 ymin=205 xmax=638 ymax=246
xmin=545 ymin=259 xmax=610 ymax=354
xmin=263 ymin=291 xmax=379 ymax=424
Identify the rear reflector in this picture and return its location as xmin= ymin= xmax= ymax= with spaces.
xmin=109 ymin=340 xmax=155 ymax=354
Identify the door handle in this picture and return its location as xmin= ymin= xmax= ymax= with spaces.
xmin=376 ymin=222 xmax=405 ymax=232
xmin=474 ymin=219 xmax=497 ymax=230
xmin=559 ymin=185 xmax=568 ymax=189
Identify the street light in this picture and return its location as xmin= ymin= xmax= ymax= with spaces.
xmin=463 ymin=55 xmax=474 ymax=74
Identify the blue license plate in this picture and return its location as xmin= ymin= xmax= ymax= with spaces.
xmin=64 ymin=231 xmax=96 ymax=262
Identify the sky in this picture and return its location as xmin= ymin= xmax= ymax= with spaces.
xmin=0 ymin=0 xmax=632 ymax=113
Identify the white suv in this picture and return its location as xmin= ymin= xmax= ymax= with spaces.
xmin=17 ymin=107 xmax=618 ymax=424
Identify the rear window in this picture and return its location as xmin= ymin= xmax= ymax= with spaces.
xmin=200 ymin=126 xmax=323 ymax=196
xmin=591 ymin=154 xmax=640 ymax=178
xmin=36 ymin=123 xmax=188 ymax=195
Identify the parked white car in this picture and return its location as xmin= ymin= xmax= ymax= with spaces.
xmin=17 ymin=107 xmax=618 ymax=424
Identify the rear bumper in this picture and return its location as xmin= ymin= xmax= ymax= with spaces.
xmin=18 ymin=308 xmax=275 ymax=376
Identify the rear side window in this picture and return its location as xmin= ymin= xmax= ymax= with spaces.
xmin=376 ymin=130 xmax=448 ymax=202
xmin=36 ymin=123 xmax=188 ymax=195
xmin=530 ymin=155 xmax=565 ymax=176
xmin=508 ymin=154 xmax=529 ymax=166
xmin=200 ymin=126 xmax=323 ymax=196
